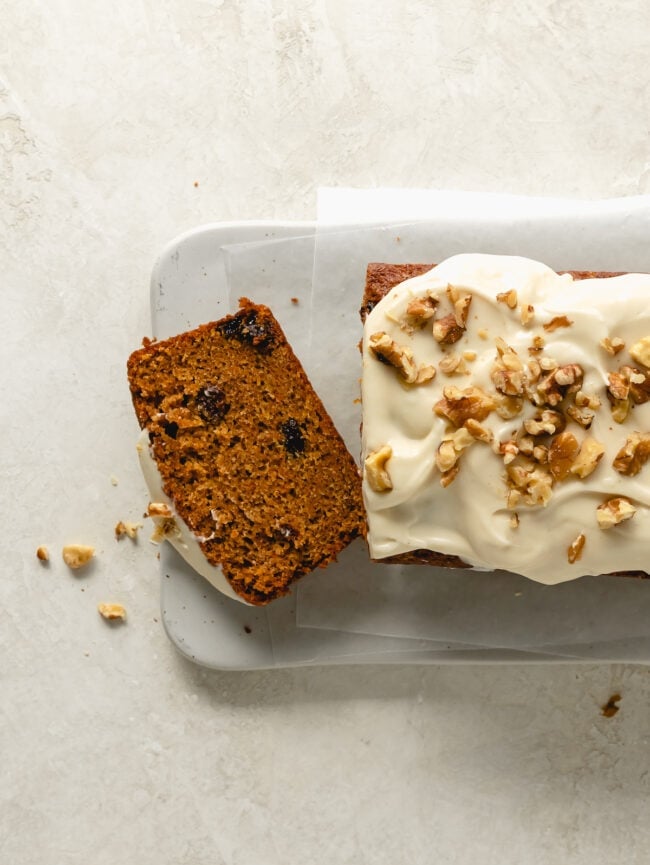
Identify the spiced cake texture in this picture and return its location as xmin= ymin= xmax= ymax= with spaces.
xmin=360 ymin=263 xmax=650 ymax=577
xmin=128 ymin=298 xmax=365 ymax=605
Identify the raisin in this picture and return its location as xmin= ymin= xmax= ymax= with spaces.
xmin=163 ymin=420 xmax=179 ymax=438
xmin=196 ymin=385 xmax=230 ymax=422
xmin=279 ymin=418 xmax=305 ymax=455
xmin=217 ymin=308 xmax=275 ymax=351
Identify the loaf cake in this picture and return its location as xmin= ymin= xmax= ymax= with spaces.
xmin=128 ymin=298 xmax=365 ymax=605
xmin=360 ymin=254 xmax=650 ymax=584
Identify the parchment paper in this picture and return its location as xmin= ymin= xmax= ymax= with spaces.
xmin=223 ymin=191 xmax=650 ymax=661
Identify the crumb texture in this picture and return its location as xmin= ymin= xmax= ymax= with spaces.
xmin=127 ymin=299 xmax=364 ymax=605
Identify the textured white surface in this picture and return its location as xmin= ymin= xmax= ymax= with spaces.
xmin=4 ymin=1 xmax=650 ymax=863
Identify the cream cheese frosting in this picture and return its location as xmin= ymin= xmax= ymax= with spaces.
xmin=136 ymin=429 xmax=248 ymax=604
xmin=361 ymin=254 xmax=650 ymax=584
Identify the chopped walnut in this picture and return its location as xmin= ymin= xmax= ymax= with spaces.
xmin=491 ymin=339 xmax=525 ymax=395
xmin=570 ymin=437 xmax=605 ymax=479
xmin=464 ymin=418 xmax=494 ymax=444
xmin=535 ymin=364 xmax=583 ymax=407
xmin=147 ymin=502 xmax=173 ymax=518
xmin=575 ymin=390 xmax=601 ymax=410
xmin=494 ymin=395 xmax=524 ymax=420
xmin=477 ymin=328 xmax=489 ymax=340
xmin=532 ymin=444 xmax=549 ymax=464
xmin=434 ymin=386 xmax=496 ymax=427
xmin=405 ymin=294 xmax=438 ymax=326
xmin=515 ymin=304 xmax=530 ymax=333
xmin=36 ymin=546 xmax=49 ymax=562
xmin=523 ymin=409 xmax=566 ymax=436
xmin=596 ymin=497 xmax=637 ymax=530
xmin=436 ymin=427 xmax=475 ymax=472
xmin=506 ymin=460 xmax=554 ymax=507
xmin=497 ymin=289 xmax=518 ymax=309
xmin=527 ymin=359 xmax=542 ymax=383
xmin=439 ymin=352 xmax=468 ymax=376
xmin=62 ymin=544 xmax=95 ymax=570
xmin=97 ymin=603 xmax=127 ymax=621
xmin=567 ymin=533 xmax=586 ymax=564
xmin=629 ymin=336 xmax=650 ymax=368
xmin=607 ymin=371 xmax=630 ymax=401
xmin=528 ymin=335 xmax=546 ymax=354
xmin=621 ymin=366 xmax=650 ymax=405
xmin=548 ymin=431 xmax=580 ymax=481
xmin=364 ymin=445 xmax=393 ymax=492
xmin=610 ymin=399 xmax=631 ymax=424
xmin=543 ymin=315 xmax=573 ymax=332
xmin=446 ymin=286 xmax=473 ymax=327
xmin=539 ymin=356 xmax=558 ymax=371
xmin=433 ymin=314 xmax=465 ymax=345
xmin=518 ymin=435 xmax=535 ymax=456
xmin=612 ymin=432 xmax=650 ymax=476
xmin=462 ymin=350 xmax=477 ymax=362
xmin=115 ymin=520 xmax=143 ymax=540
xmin=440 ymin=465 xmax=460 ymax=488
xmin=565 ymin=404 xmax=595 ymax=429
xmin=510 ymin=513 xmax=520 ymax=529
xmin=499 ymin=440 xmax=519 ymax=465
xmin=415 ymin=365 xmax=437 ymax=385
xmin=600 ymin=336 xmax=625 ymax=356
xmin=369 ymin=332 xmax=418 ymax=383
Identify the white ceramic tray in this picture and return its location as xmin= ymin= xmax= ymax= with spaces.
xmin=151 ymin=209 xmax=650 ymax=668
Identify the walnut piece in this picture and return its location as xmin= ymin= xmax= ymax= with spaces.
xmin=535 ymin=364 xmax=583 ymax=407
xmin=434 ymin=386 xmax=496 ymax=427
xmin=464 ymin=418 xmax=494 ymax=444
xmin=369 ymin=332 xmax=418 ymax=382
xmin=520 ymin=304 xmax=535 ymax=325
xmin=629 ymin=336 xmax=650 ymax=368
xmin=36 ymin=546 xmax=49 ymax=562
xmin=612 ymin=432 xmax=650 ymax=476
xmin=97 ymin=603 xmax=127 ymax=621
xmin=596 ymin=497 xmax=637 ymax=530
xmin=446 ymin=285 xmax=473 ymax=327
xmin=439 ymin=352 xmax=468 ymax=376
xmin=523 ymin=409 xmax=565 ymax=437
xmin=600 ymin=336 xmax=625 ymax=356
xmin=436 ymin=427 xmax=475 ymax=472
xmin=494 ymin=395 xmax=524 ymax=419
xmin=570 ymin=437 xmax=605 ymax=479
xmin=543 ymin=315 xmax=573 ymax=332
xmin=115 ymin=520 xmax=143 ymax=540
xmin=621 ymin=366 xmax=650 ymax=405
xmin=496 ymin=289 xmax=518 ymax=309
xmin=62 ymin=544 xmax=95 ymax=570
xmin=440 ymin=465 xmax=460 ymax=488
xmin=567 ymin=533 xmax=586 ymax=564
xmin=405 ymin=295 xmax=438 ymax=326
xmin=433 ymin=314 xmax=465 ymax=345
xmin=506 ymin=460 xmax=554 ymax=507
xmin=565 ymin=404 xmax=595 ymax=429
xmin=548 ymin=431 xmax=580 ymax=481
xmin=147 ymin=502 xmax=173 ymax=518
xmin=364 ymin=445 xmax=393 ymax=492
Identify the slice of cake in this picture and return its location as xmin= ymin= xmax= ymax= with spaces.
xmin=128 ymin=298 xmax=365 ymax=605
xmin=361 ymin=254 xmax=650 ymax=584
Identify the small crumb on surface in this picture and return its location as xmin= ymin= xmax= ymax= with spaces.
xmin=115 ymin=520 xmax=143 ymax=540
xmin=98 ymin=603 xmax=127 ymax=621
xmin=601 ymin=693 xmax=621 ymax=718
xmin=36 ymin=546 xmax=49 ymax=562
xmin=193 ymin=181 xmax=199 ymax=187
xmin=244 ymin=625 xmax=252 ymax=634
xmin=110 ymin=475 xmax=119 ymax=486
xmin=62 ymin=544 xmax=95 ymax=570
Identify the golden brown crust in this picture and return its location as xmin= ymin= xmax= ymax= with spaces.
xmin=362 ymin=264 xmax=646 ymax=579
xmin=128 ymin=298 xmax=365 ymax=605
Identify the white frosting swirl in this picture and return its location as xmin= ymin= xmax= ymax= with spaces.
xmin=361 ymin=254 xmax=650 ymax=584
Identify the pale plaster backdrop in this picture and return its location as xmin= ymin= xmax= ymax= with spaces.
xmin=2 ymin=2 xmax=650 ymax=864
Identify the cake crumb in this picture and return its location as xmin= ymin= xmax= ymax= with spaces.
xmin=98 ymin=603 xmax=127 ymax=621
xmin=290 ymin=297 xmax=299 ymax=305
xmin=62 ymin=544 xmax=95 ymax=570
xmin=110 ymin=475 xmax=119 ymax=486
xmin=601 ymin=693 xmax=621 ymax=718
xmin=193 ymin=181 xmax=199 ymax=188
xmin=244 ymin=625 xmax=252 ymax=634
xmin=36 ymin=546 xmax=49 ymax=563
xmin=115 ymin=520 xmax=143 ymax=540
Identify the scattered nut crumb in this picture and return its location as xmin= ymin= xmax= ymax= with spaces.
xmin=462 ymin=350 xmax=477 ymax=362
xmin=97 ymin=603 xmax=126 ymax=621
xmin=110 ymin=475 xmax=119 ymax=486
xmin=496 ymin=289 xmax=518 ymax=309
xmin=509 ymin=513 xmax=519 ymax=529
xmin=601 ymin=693 xmax=621 ymax=718
xmin=193 ymin=181 xmax=199 ymax=188
xmin=543 ymin=315 xmax=573 ymax=332
xmin=36 ymin=546 xmax=49 ymax=563
xmin=62 ymin=544 xmax=95 ymax=570
xmin=115 ymin=520 xmax=143 ymax=540
xmin=477 ymin=328 xmax=489 ymax=340
xmin=520 ymin=304 xmax=535 ymax=326
xmin=567 ymin=532 xmax=586 ymax=564
xmin=147 ymin=502 xmax=173 ymax=518
xmin=600 ymin=336 xmax=625 ymax=356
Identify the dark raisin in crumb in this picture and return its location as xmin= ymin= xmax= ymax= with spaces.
xmin=163 ymin=420 xmax=179 ymax=438
xmin=280 ymin=418 xmax=305 ymax=454
xmin=217 ymin=309 xmax=275 ymax=351
xmin=196 ymin=385 xmax=230 ymax=422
